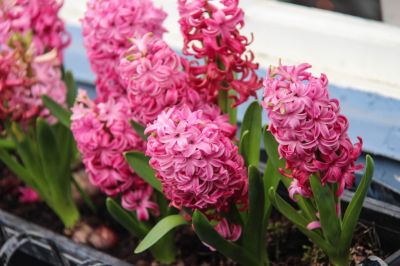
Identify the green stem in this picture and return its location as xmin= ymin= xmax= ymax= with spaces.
xmin=218 ymin=89 xmax=228 ymax=114
xmin=52 ymin=195 xmax=80 ymax=228
xmin=329 ymin=251 xmax=349 ymax=266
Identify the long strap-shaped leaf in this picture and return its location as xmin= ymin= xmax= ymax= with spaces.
xmin=243 ymin=165 xmax=265 ymax=259
xmin=262 ymin=128 xmax=282 ymax=223
xmin=64 ymin=70 xmax=77 ymax=108
xmin=130 ymin=120 xmax=147 ymax=141
xmin=239 ymin=101 xmax=262 ymax=167
xmin=268 ymin=189 xmax=330 ymax=253
xmin=340 ymin=155 xmax=374 ymax=250
xmin=106 ymin=198 xmax=148 ymax=239
xmin=124 ymin=151 xmax=163 ymax=193
xmin=42 ymin=95 xmax=71 ymax=128
xmin=192 ymin=210 xmax=261 ymax=266
xmin=135 ymin=214 xmax=187 ymax=253
xmin=310 ymin=175 xmax=341 ymax=245
xmin=0 ymin=148 xmax=39 ymax=193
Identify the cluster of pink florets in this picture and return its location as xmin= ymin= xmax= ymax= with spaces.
xmin=145 ymin=105 xmax=248 ymax=213
xmin=81 ymin=0 xmax=167 ymax=99
xmin=119 ymin=33 xmax=201 ymax=125
xmin=0 ymin=42 xmax=66 ymax=124
xmin=262 ymin=63 xmax=363 ymax=198
xmin=178 ymin=0 xmax=262 ymax=105
xmin=0 ymin=0 xmax=70 ymax=56
xmin=71 ymin=91 xmax=158 ymax=220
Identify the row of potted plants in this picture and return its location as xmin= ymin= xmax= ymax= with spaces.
xmin=0 ymin=0 xmax=396 ymax=265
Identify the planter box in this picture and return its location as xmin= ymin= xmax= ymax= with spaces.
xmin=1 ymin=190 xmax=399 ymax=265
xmin=0 ymin=209 xmax=130 ymax=266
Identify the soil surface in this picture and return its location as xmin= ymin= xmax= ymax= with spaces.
xmin=0 ymin=169 xmax=390 ymax=266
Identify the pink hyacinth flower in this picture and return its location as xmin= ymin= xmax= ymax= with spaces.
xmin=262 ymin=63 xmax=363 ymax=198
xmin=71 ymin=91 xmax=159 ymax=220
xmin=145 ymin=104 xmax=248 ymax=213
xmin=0 ymin=42 xmax=66 ymax=124
xmin=202 ymin=218 xmax=242 ymax=251
xmin=81 ymin=0 xmax=167 ymax=99
xmin=0 ymin=0 xmax=70 ymax=58
xmin=178 ymin=0 xmax=262 ymax=105
xmin=119 ymin=33 xmax=194 ymax=125
xmin=18 ymin=187 xmax=40 ymax=203
xmin=121 ymin=185 xmax=159 ymax=221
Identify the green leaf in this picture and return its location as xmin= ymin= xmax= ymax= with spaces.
xmin=263 ymin=127 xmax=284 ymax=169
xmin=36 ymin=119 xmax=79 ymax=227
xmin=64 ymin=71 xmax=77 ymax=107
xmin=42 ymin=95 xmax=71 ymax=128
xmin=125 ymin=151 xmax=162 ymax=192
xmin=192 ymin=210 xmax=261 ymax=266
xmin=268 ymin=188 xmax=330 ymax=253
xmin=135 ymin=214 xmax=187 ymax=253
xmin=130 ymin=120 xmax=147 ymax=141
xmin=310 ymin=175 xmax=341 ymax=245
xmin=0 ymin=139 xmax=16 ymax=149
xmin=228 ymin=90 xmax=237 ymax=125
xmin=0 ymin=148 xmax=37 ymax=191
xmin=106 ymin=198 xmax=148 ymax=238
xmin=340 ymin=155 xmax=374 ymax=249
xmin=238 ymin=130 xmax=249 ymax=158
xmin=243 ymin=165 xmax=265 ymax=259
xmin=264 ymin=128 xmax=316 ymax=221
xmin=36 ymin=119 xmax=64 ymax=185
xmin=239 ymin=102 xmax=262 ymax=167
xmin=263 ymin=160 xmax=280 ymax=224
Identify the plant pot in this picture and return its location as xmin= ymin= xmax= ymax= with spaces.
xmin=0 ymin=209 xmax=130 ymax=266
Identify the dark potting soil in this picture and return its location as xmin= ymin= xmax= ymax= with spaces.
xmin=0 ymin=171 xmax=390 ymax=266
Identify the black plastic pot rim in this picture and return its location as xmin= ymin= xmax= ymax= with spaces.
xmin=0 ymin=209 xmax=130 ymax=266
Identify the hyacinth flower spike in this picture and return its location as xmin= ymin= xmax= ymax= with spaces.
xmin=130 ymin=101 xmax=283 ymax=266
xmin=0 ymin=18 xmax=80 ymax=227
xmin=263 ymin=63 xmax=375 ymax=266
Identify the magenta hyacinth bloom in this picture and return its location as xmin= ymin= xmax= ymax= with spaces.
xmin=119 ymin=33 xmax=197 ymax=125
xmin=0 ymin=44 xmax=66 ymax=124
xmin=0 ymin=0 xmax=70 ymax=57
xmin=145 ymin=105 xmax=248 ymax=213
xmin=18 ymin=186 xmax=40 ymax=203
xmin=71 ymin=91 xmax=158 ymax=220
xmin=262 ymin=63 xmax=363 ymax=198
xmin=178 ymin=0 xmax=262 ymax=105
xmin=81 ymin=0 xmax=167 ymax=99
xmin=201 ymin=218 xmax=242 ymax=251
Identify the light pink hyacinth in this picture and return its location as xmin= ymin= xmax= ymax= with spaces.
xmin=81 ymin=0 xmax=167 ymax=99
xmin=119 ymin=33 xmax=196 ymax=125
xmin=145 ymin=105 xmax=248 ymax=213
xmin=71 ymin=91 xmax=158 ymax=220
xmin=178 ymin=0 xmax=262 ymax=105
xmin=0 ymin=42 xmax=66 ymax=124
xmin=0 ymin=0 xmax=70 ymax=57
xmin=262 ymin=63 xmax=363 ymax=198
